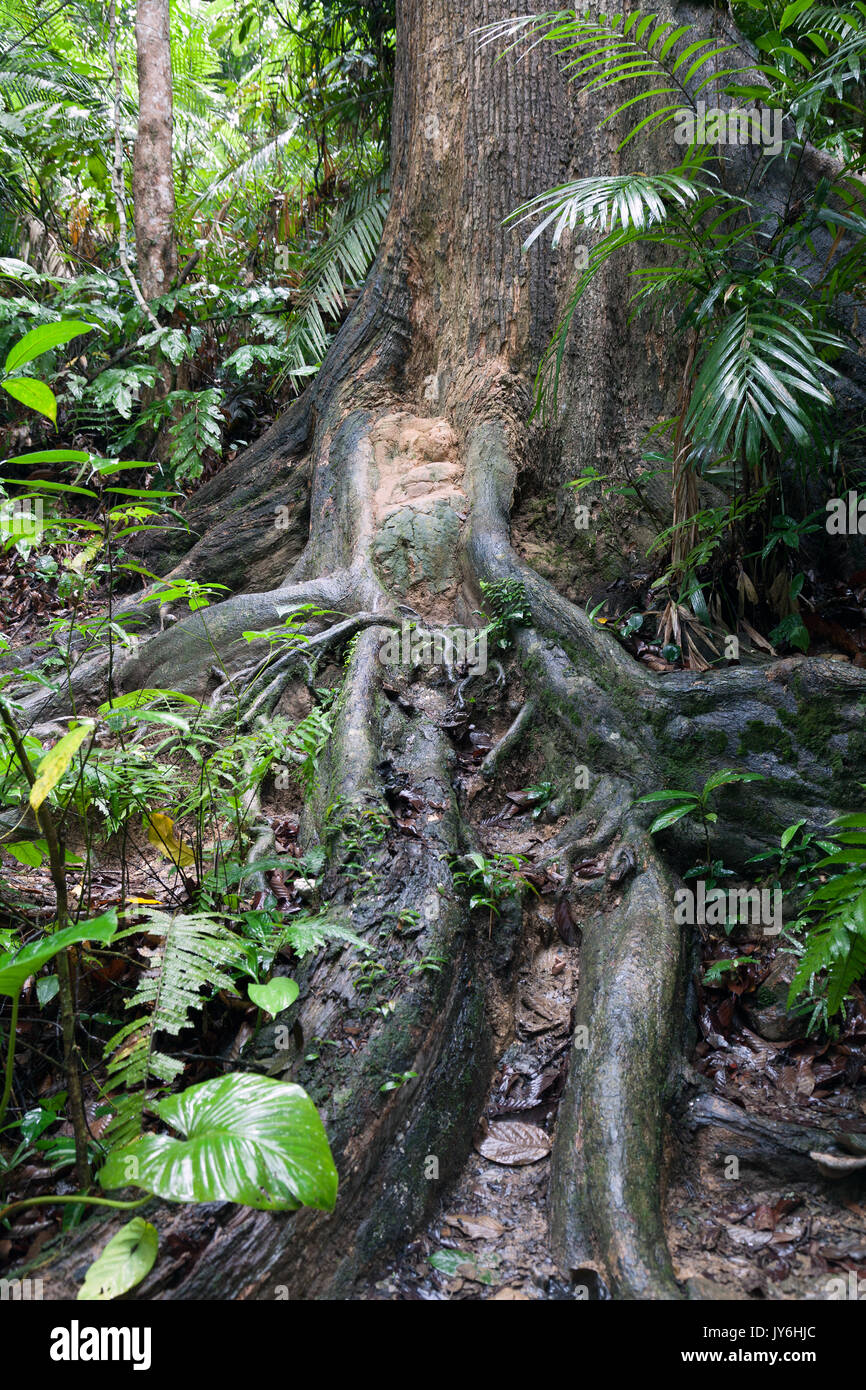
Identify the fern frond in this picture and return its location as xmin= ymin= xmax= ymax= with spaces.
xmin=789 ymin=811 xmax=866 ymax=1025
xmin=274 ymin=911 xmax=369 ymax=959
xmin=282 ymin=706 xmax=333 ymax=795
xmin=102 ymin=910 xmax=246 ymax=1145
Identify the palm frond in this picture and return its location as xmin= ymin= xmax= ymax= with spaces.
xmin=278 ymin=174 xmax=389 ymax=385
xmin=479 ymin=10 xmax=743 ymax=149
xmin=685 ymin=303 xmax=841 ymax=465
xmin=513 ymin=169 xmax=708 ymax=248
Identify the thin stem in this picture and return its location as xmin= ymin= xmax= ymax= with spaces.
xmin=107 ymin=0 xmax=159 ymax=330
xmin=0 ymin=700 xmax=90 ymax=1188
xmin=0 ymin=1193 xmax=149 ymax=1223
xmin=0 ymin=992 xmax=20 ymax=1128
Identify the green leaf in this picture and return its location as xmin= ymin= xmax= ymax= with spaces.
xmin=0 ymin=478 xmax=96 ymax=497
xmin=648 ymin=804 xmax=697 ymax=834
xmin=0 ymin=450 xmax=91 ymax=467
xmin=97 ymin=1073 xmax=338 ymax=1212
xmin=702 ymin=770 xmax=766 ymax=795
xmin=1 ymin=377 xmax=58 ymax=425
xmin=0 ymin=910 xmax=117 ymax=999
xmin=248 ymin=977 xmax=299 ymax=1016
xmin=78 ymin=1219 xmax=158 ymax=1301
xmin=780 ymin=0 xmax=815 ymax=29
xmin=703 ymin=956 xmax=751 ymax=986
xmin=4 ymin=839 xmax=44 ymax=868
xmin=4 ymin=320 xmax=94 ymax=374
xmin=429 ymin=1248 xmax=474 ymax=1276
xmin=781 ymin=820 xmax=806 ymax=849
xmin=768 ymin=614 xmax=810 ymax=653
xmin=634 ymin=789 xmax=697 ymax=803
xmin=817 ymin=849 xmax=866 ymax=867
xmin=428 ymin=1248 xmax=496 ymax=1283
xmin=30 ymin=720 xmax=94 ymax=811
xmin=96 ymin=689 xmax=201 ymax=715
xmin=36 ymin=974 xmax=59 ymax=1006
xmin=108 ymin=710 xmax=190 ymax=734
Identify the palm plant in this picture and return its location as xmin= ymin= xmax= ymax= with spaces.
xmin=493 ymin=5 xmax=865 ymax=665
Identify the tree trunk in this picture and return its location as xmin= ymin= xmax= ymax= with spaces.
xmin=20 ymin=0 xmax=866 ymax=1300
xmin=132 ymin=0 xmax=177 ymax=302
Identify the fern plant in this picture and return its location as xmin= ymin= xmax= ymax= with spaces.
xmin=102 ymin=909 xmax=247 ymax=1147
xmin=281 ymin=706 xmax=333 ymax=795
xmin=275 ymin=175 xmax=390 ymax=386
xmin=787 ymin=810 xmax=866 ymax=1033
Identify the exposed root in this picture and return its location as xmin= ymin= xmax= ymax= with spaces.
xmin=683 ymin=1094 xmax=846 ymax=1183
xmin=27 ymin=627 xmax=491 ymax=1298
xmin=15 ymin=390 xmax=866 ymax=1305
xmin=549 ymin=823 xmax=687 ymax=1299
xmin=539 ymin=775 xmax=633 ymax=874
xmin=480 ymin=697 xmax=535 ymax=778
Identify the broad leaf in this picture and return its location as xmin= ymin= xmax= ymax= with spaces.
xmin=97 ymin=689 xmax=201 ymax=715
xmin=1 ymin=377 xmax=58 ymax=425
xmin=249 ymin=977 xmax=299 ymax=1016
xmin=0 ymin=910 xmax=117 ymax=998
xmin=648 ymin=804 xmax=697 ymax=834
xmin=4 ymin=840 xmax=44 ymax=868
xmin=4 ymin=320 xmax=94 ymax=373
xmin=702 ymin=769 xmax=766 ymax=795
xmin=78 ymin=1219 xmax=158 ymax=1301
xmin=30 ymin=721 xmax=94 ymax=810
xmin=145 ymin=811 xmax=195 ymax=869
xmin=98 ymin=1073 xmax=338 ymax=1212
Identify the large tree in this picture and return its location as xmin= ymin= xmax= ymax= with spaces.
xmin=132 ymin=0 xmax=177 ymax=302
xmin=29 ymin=0 xmax=864 ymax=1300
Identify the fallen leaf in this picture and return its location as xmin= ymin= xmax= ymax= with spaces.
xmin=145 ymin=811 xmax=195 ymax=869
xmin=443 ymin=1212 xmax=506 ymax=1241
xmin=475 ymin=1120 xmax=551 ymax=1166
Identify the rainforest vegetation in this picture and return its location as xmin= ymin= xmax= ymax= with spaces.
xmin=0 ymin=0 xmax=865 ymax=1306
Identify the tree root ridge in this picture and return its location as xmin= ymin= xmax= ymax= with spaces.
xmin=549 ymin=826 xmax=687 ymax=1299
xmin=16 ymin=393 xmax=866 ymax=1303
xmin=25 ymin=626 xmax=491 ymax=1299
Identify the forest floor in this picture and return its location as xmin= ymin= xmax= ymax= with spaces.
xmin=2 ymin=499 xmax=866 ymax=1299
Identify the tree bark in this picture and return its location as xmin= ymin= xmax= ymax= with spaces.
xmin=132 ymin=0 xmax=177 ymax=302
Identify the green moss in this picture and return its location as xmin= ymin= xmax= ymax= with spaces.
xmin=651 ymin=724 xmax=730 ymax=791
xmin=778 ymin=699 xmax=834 ymax=760
xmin=737 ymin=719 xmax=794 ymax=762
xmin=777 ymin=698 xmax=852 ymax=777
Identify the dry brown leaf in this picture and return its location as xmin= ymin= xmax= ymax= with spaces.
xmin=475 ymin=1120 xmax=551 ymax=1166
xmin=444 ymin=1212 xmax=505 ymax=1240
xmin=741 ymin=618 xmax=778 ymax=656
